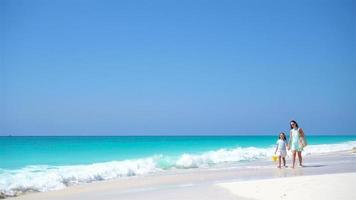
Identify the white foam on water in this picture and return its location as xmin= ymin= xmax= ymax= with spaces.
xmin=0 ymin=157 xmax=160 ymax=197
xmin=303 ymin=141 xmax=356 ymax=155
xmin=1 ymin=141 xmax=355 ymax=197
xmin=175 ymin=147 xmax=272 ymax=168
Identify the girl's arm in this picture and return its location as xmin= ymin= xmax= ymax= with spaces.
xmin=275 ymin=144 xmax=278 ymax=154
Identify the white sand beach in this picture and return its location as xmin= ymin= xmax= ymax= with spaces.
xmin=218 ymin=173 xmax=356 ymax=200
xmin=11 ymin=150 xmax=356 ymax=200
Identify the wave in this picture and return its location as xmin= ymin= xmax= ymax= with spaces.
xmin=1 ymin=141 xmax=355 ymax=197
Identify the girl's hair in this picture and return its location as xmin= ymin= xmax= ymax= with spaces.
xmin=290 ymin=120 xmax=299 ymax=129
xmin=279 ymin=132 xmax=287 ymax=141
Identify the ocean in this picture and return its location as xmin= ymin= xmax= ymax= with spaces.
xmin=1 ymin=135 xmax=355 ymax=196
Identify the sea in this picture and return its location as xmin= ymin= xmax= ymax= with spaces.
xmin=1 ymin=135 xmax=355 ymax=196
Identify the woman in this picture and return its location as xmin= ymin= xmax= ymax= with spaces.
xmin=288 ymin=120 xmax=306 ymax=168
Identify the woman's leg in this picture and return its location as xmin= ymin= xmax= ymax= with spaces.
xmin=297 ymin=151 xmax=303 ymax=166
xmin=278 ymin=156 xmax=281 ymax=168
xmin=292 ymin=151 xmax=296 ymax=168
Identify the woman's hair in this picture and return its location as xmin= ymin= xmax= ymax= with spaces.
xmin=279 ymin=132 xmax=287 ymax=141
xmin=290 ymin=120 xmax=299 ymax=129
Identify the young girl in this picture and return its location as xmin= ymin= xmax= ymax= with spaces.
xmin=275 ymin=132 xmax=288 ymax=168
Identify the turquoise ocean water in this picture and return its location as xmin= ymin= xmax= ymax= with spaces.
xmin=1 ymin=135 xmax=355 ymax=169
xmin=0 ymin=135 xmax=355 ymax=196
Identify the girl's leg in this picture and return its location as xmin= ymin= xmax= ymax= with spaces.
xmin=297 ymin=151 xmax=303 ymax=166
xmin=282 ymin=157 xmax=286 ymax=167
xmin=292 ymin=151 xmax=296 ymax=168
xmin=278 ymin=156 xmax=281 ymax=168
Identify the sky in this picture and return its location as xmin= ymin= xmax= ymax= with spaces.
xmin=1 ymin=0 xmax=355 ymax=136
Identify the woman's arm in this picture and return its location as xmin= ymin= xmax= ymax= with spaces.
xmin=299 ymin=128 xmax=307 ymax=147
xmin=288 ymin=132 xmax=292 ymax=150
xmin=299 ymin=128 xmax=305 ymax=138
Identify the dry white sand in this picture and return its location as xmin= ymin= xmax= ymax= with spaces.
xmin=217 ymin=172 xmax=356 ymax=200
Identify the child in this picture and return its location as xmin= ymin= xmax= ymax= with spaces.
xmin=275 ymin=132 xmax=288 ymax=168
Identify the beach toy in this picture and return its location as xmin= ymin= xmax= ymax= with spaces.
xmin=272 ymin=155 xmax=278 ymax=162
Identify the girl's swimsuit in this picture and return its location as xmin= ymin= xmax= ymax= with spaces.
xmin=290 ymin=128 xmax=303 ymax=151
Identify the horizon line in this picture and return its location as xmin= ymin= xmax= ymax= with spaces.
xmin=1 ymin=133 xmax=356 ymax=137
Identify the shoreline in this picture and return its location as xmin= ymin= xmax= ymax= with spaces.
xmin=10 ymin=150 xmax=356 ymax=200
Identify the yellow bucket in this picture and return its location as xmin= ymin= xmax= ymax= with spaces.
xmin=272 ymin=155 xmax=278 ymax=162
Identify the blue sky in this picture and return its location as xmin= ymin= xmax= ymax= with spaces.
xmin=1 ymin=0 xmax=355 ymax=135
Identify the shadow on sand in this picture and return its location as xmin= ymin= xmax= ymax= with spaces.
xmin=301 ymin=164 xmax=327 ymax=168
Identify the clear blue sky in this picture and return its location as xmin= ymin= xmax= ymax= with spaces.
xmin=1 ymin=0 xmax=355 ymax=135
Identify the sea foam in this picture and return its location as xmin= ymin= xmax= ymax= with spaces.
xmin=1 ymin=141 xmax=355 ymax=197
